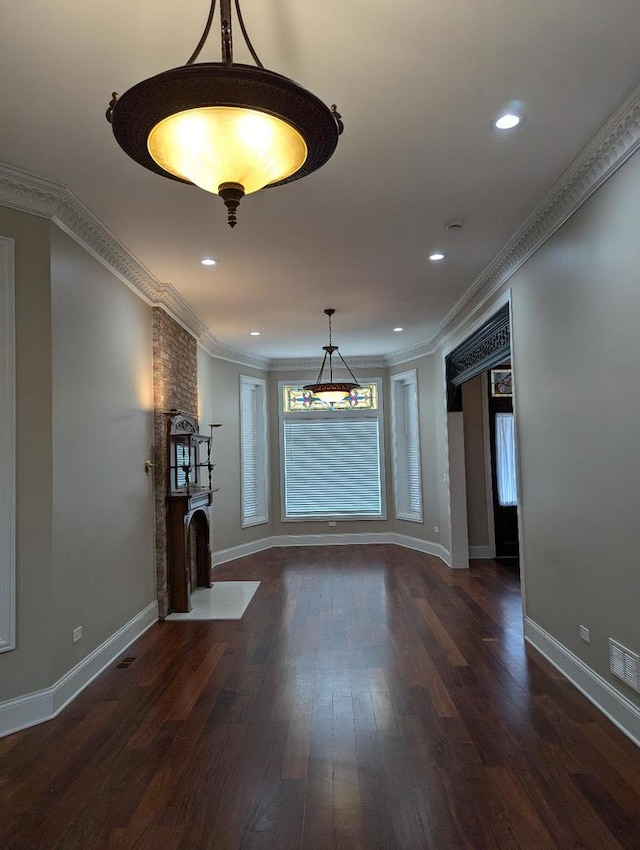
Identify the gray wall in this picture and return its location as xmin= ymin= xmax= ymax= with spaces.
xmin=0 ymin=208 xmax=54 ymax=699
xmin=514 ymin=149 xmax=639 ymax=704
xmin=437 ymin=148 xmax=640 ymax=708
xmin=197 ymin=349 xmax=271 ymax=553
xmin=197 ymin=358 xmax=447 ymax=553
xmin=50 ymin=227 xmax=155 ymax=682
xmin=0 ymin=210 xmax=156 ymax=701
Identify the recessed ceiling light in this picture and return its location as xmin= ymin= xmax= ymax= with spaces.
xmin=201 ymin=257 xmax=216 ymax=266
xmin=250 ymin=331 xmax=261 ymax=336
xmin=429 ymin=252 xmax=445 ymax=262
xmin=495 ymin=113 xmax=522 ymax=130
xmin=393 ymin=327 xmax=404 ymax=332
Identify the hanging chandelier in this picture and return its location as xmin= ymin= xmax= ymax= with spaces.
xmin=106 ymin=0 xmax=344 ymax=227
xmin=304 ymin=309 xmax=361 ymax=405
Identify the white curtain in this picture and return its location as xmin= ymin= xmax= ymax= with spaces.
xmin=495 ymin=412 xmax=518 ymax=507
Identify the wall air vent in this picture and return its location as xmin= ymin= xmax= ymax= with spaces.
xmin=609 ymin=638 xmax=640 ymax=693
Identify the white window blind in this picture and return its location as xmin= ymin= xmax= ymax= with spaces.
xmin=391 ymin=370 xmax=423 ymax=522
xmin=495 ymin=412 xmax=518 ymax=507
xmin=240 ymin=376 xmax=268 ymax=526
xmin=283 ymin=418 xmax=382 ymax=518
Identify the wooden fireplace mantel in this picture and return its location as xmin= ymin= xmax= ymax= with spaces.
xmin=164 ymin=409 xmax=218 ymax=613
xmin=166 ymin=490 xmax=214 ymax=613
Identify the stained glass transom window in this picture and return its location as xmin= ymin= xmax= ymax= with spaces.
xmin=491 ymin=369 xmax=513 ymax=397
xmin=282 ymin=384 xmax=378 ymax=412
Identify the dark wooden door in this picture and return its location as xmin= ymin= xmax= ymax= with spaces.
xmin=488 ymin=371 xmax=519 ymax=563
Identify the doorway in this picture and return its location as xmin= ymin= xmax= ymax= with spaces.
xmin=445 ymin=299 xmax=522 ymax=583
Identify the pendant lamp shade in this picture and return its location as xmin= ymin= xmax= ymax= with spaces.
xmin=147 ymin=106 xmax=308 ymax=196
xmin=106 ymin=1 xmax=343 ymax=227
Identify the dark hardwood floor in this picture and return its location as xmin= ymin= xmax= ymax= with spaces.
xmin=1 ymin=545 xmax=639 ymax=849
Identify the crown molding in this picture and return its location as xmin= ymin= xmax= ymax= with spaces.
xmin=268 ymin=354 xmax=387 ymax=372
xmin=3 ymin=76 xmax=640 ymax=369
xmin=0 ymin=163 xmax=208 ymax=340
xmin=0 ymin=163 xmax=352 ymax=373
xmin=385 ymin=340 xmax=434 ymax=367
xmin=198 ymin=331 xmax=271 ymax=371
xmin=422 ymin=78 xmax=640 ymax=354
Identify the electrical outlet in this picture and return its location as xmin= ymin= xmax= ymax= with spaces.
xmin=328 ymin=521 xmax=337 ymax=527
xmin=579 ymin=625 xmax=590 ymax=644
xmin=434 ymin=526 xmax=439 ymax=533
xmin=73 ymin=626 xmax=83 ymax=644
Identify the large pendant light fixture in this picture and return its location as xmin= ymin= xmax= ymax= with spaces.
xmin=304 ymin=309 xmax=361 ymax=405
xmin=106 ymin=0 xmax=343 ymax=228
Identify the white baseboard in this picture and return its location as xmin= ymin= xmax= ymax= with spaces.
xmin=213 ymin=533 xmax=392 ymax=567
xmin=213 ymin=536 xmax=275 ymax=566
xmin=389 ymin=533 xmax=451 ymax=564
xmin=272 ymin=532 xmax=393 ymax=548
xmin=214 ymin=532 xmax=451 ymax=568
xmin=469 ymin=545 xmax=496 ymax=559
xmin=524 ymin=617 xmax=640 ymax=748
xmin=0 ymin=600 xmax=158 ymax=739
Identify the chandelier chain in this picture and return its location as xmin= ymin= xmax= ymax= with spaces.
xmin=221 ymin=0 xmax=233 ymax=65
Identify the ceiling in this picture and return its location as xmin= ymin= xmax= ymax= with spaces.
xmin=2 ymin=1 xmax=640 ymax=360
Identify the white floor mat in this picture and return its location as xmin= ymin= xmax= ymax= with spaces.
xmin=165 ymin=581 xmax=260 ymax=621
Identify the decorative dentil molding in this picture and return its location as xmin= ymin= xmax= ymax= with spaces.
xmin=3 ymin=75 xmax=640 ymax=370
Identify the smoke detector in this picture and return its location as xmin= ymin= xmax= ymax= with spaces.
xmin=446 ymin=219 xmax=465 ymax=232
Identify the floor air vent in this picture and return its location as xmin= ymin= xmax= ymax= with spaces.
xmin=609 ymin=639 xmax=640 ymax=693
xmin=116 ymin=656 xmax=137 ymax=669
